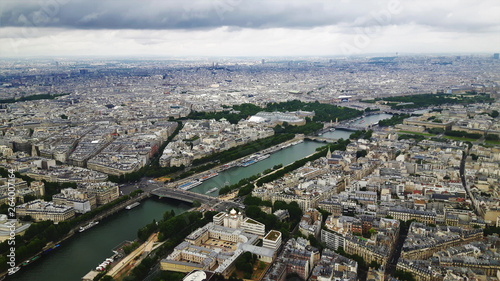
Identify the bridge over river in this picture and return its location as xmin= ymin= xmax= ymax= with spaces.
xmin=304 ymin=136 xmax=338 ymax=143
xmin=151 ymin=187 xmax=220 ymax=205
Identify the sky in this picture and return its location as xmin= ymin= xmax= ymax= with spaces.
xmin=0 ymin=0 xmax=499 ymax=58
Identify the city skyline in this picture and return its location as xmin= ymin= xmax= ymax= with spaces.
xmin=1 ymin=0 xmax=499 ymax=57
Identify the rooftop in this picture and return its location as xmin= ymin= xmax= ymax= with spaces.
xmin=264 ymin=230 xmax=281 ymax=241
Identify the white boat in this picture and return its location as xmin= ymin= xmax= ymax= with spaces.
xmin=178 ymin=180 xmax=203 ymax=190
xmin=8 ymin=266 xmax=20 ymax=275
xmin=256 ymin=154 xmax=270 ymax=161
xmin=79 ymin=221 xmax=99 ymax=233
xmin=206 ymin=187 xmax=218 ymax=194
xmin=200 ymin=172 xmax=218 ymax=181
xmin=239 ymin=159 xmax=256 ymax=167
xmin=126 ymin=202 xmax=140 ymax=210
xmin=96 ymin=256 xmax=114 ymax=271
xmin=239 ymin=154 xmax=270 ymax=167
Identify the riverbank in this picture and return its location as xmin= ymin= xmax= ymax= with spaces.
xmin=167 ymin=135 xmax=305 ymax=189
xmin=0 ymin=193 xmax=150 ymax=279
xmin=252 ymin=147 xmax=321 ymax=189
xmin=6 ymin=139 xmax=324 ymax=280
xmin=93 ymin=232 xmax=160 ymax=280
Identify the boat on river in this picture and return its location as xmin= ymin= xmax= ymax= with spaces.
xmin=126 ymin=202 xmax=140 ymax=210
xmin=206 ymin=187 xmax=218 ymax=194
xmin=79 ymin=221 xmax=99 ymax=233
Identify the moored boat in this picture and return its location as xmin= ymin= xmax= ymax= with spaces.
xmin=200 ymin=172 xmax=218 ymax=181
xmin=178 ymin=180 xmax=203 ymax=190
xmin=79 ymin=221 xmax=99 ymax=233
xmin=206 ymin=187 xmax=218 ymax=194
xmin=125 ymin=202 xmax=140 ymax=210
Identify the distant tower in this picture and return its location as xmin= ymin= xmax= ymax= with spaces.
xmin=261 ymin=59 xmax=265 ymax=64
xmin=494 ymin=53 xmax=499 ymax=60
xmin=326 ymin=147 xmax=332 ymax=159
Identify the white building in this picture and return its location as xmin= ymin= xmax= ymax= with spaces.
xmin=263 ymin=230 xmax=282 ymax=251
xmin=0 ymin=214 xmax=31 ymax=242
xmin=241 ymin=218 xmax=266 ymax=236
xmin=215 ymin=209 xmax=266 ymax=236
xmin=321 ymin=229 xmax=345 ymax=250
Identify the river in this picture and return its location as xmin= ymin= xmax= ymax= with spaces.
xmin=189 ymin=140 xmax=325 ymax=195
xmin=321 ymin=113 xmax=393 ymax=140
xmin=9 ymin=199 xmax=190 ymax=281
xmin=10 ymin=140 xmax=325 ymax=280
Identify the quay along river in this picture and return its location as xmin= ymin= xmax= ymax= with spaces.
xmin=10 ymin=140 xmax=327 ymax=280
xmin=8 ymin=199 xmax=190 ymax=281
xmin=321 ymin=113 xmax=394 ymax=140
xmin=188 ymin=140 xmax=325 ymax=195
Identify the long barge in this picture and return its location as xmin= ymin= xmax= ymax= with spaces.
xmin=238 ymin=153 xmax=270 ymax=167
xmin=178 ymin=180 xmax=203 ymax=190
xmin=200 ymin=172 xmax=218 ymax=181
xmin=125 ymin=202 xmax=140 ymax=210
xmin=79 ymin=221 xmax=99 ymax=233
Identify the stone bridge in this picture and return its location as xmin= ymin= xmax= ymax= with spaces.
xmin=151 ymin=187 xmax=219 ymax=205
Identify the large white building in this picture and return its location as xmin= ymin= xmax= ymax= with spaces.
xmin=16 ymin=199 xmax=75 ymax=223
xmin=263 ymin=230 xmax=282 ymax=251
xmin=214 ymin=209 xmax=266 ymax=237
xmin=52 ymin=188 xmax=96 ymax=213
xmin=161 ymin=222 xmax=280 ymax=277
xmin=321 ymin=229 xmax=345 ymax=250
xmin=0 ymin=214 xmax=31 ymax=242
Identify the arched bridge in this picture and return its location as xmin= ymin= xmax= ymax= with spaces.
xmin=304 ymin=136 xmax=338 ymax=143
xmin=151 ymin=187 xmax=219 ymax=205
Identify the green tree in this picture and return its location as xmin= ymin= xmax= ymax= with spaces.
xmin=243 ymin=196 xmax=263 ymax=206
xmin=21 ymin=215 xmax=33 ymax=222
xmin=394 ymin=270 xmax=417 ymax=281
xmin=369 ymin=261 xmax=381 ymax=270
xmin=23 ymin=194 xmax=37 ymax=203
xmin=235 ymin=252 xmax=254 ymax=274
xmin=364 ymin=129 xmax=373 ymax=139
xmin=258 ymin=261 xmax=266 ymax=270
xmin=485 ymin=134 xmax=499 ymax=141
xmin=356 ymin=150 xmax=367 ymax=158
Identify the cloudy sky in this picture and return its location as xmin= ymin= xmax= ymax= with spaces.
xmin=0 ymin=0 xmax=499 ymax=57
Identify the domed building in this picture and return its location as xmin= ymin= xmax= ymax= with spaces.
xmin=223 ymin=209 xmax=244 ymax=229
xmin=212 ymin=208 xmax=266 ymax=237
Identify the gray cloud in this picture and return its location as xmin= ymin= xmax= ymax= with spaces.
xmin=0 ymin=0 xmax=499 ymax=57
xmin=0 ymin=0 xmax=497 ymax=33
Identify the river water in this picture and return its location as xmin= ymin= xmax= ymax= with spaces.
xmin=9 ymin=199 xmax=190 ymax=281
xmin=321 ymin=113 xmax=393 ymax=140
xmin=190 ymin=140 xmax=325 ymax=195
xmin=10 ymin=140 xmax=325 ymax=280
